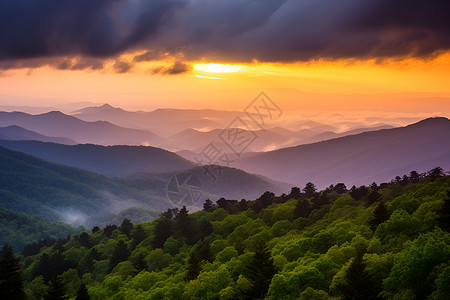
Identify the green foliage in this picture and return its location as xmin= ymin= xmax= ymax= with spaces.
xmin=44 ymin=275 xmax=68 ymax=300
xmin=0 ymin=245 xmax=26 ymax=300
xmin=17 ymin=173 xmax=450 ymax=300
xmin=0 ymin=208 xmax=78 ymax=252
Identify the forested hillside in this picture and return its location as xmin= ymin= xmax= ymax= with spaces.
xmin=0 ymin=208 xmax=80 ymax=252
xmin=3 ymin=168 xmax=449 ymax=299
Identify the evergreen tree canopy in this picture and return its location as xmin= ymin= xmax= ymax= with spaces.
xmin=0 ymin=245 xmax=26 ymax=300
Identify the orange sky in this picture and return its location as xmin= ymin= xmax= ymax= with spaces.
xmin=1 ymin=53 xmax=450 ymax=115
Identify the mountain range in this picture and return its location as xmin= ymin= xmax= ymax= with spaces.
xmin=0 ymin=125 xmax=76 ymax=145
xmin=235 ymin=117 xmax=450 ymax=188
xmin=0 ymin=140 xmax=194 ymax=177
xmin=0 ymin=145 xmax=290 ymax=226
xmin=0 ymin=111 xmax=163 ymax=146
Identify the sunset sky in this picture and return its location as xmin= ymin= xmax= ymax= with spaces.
xmin=0 ymin=0 xmax=449 ymax=115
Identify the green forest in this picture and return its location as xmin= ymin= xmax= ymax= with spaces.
xmin=1 ymin=168 xmax=450 ymax=299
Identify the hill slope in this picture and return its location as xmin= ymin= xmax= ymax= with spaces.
xmin=0 ymin=140 xmax=195 ymax=177
xmin=0 ymin=146 xmax=289 ymax=225
xmin=0 ymin=146 xmax=172 ymax=223
xmin=0 ymin=125 xmax=76 ymax=144
xmin=235 ymin=117 xmax=450 ymax=187
xmin=0 ymin=111 xmax=164 ymax=146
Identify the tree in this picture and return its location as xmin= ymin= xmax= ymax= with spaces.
xmin=294 ymin=199 xmax=312 ymax=219
xmin=216 ymin=198 xmax=238 ymax=214
xmin=76 ymin=232 xmax=91 ymax=248
xmin=428 ymin=166 xmax=444 ymax=181
xmin=132 ymin=225 xmax=146 ymax=248
xmin=334 ymin=183 xmax=347 ymax=194
xmin=437 ymin=190 xmax=450 ymax=232
xmin=289 ymin=187 xmax=302 ymax=199
xmin=151 ymin=214 xmax=173 ymax=249
xmin=368 ymin=202 xmax=389 ymax=231
xmin=175 ymin=206 xmax=195 ymax=243
xmin=303 ymin=182 xmax=317 ymax=198
xmin=350 ymin=185 xmax=369 ymax=201
xmin=34 ymin=251 xmax=73 ymax=282
xmin=312 ymin=192 xmax=329 ymax=209
xmin=120 ymin=218 xmax=134 ymax=237
xmin=243 ymin=246 xmax=277 ymax=299
xmin=367 ymin=190 xmax=381 ymax=205
xmin=409 ymin=170 xmax=420 ymax=183
xmin=203 ymin=199 xmax=215 ymax=211
xmin=75 ymin=283 xmax=90 ymax=300
xmin=336 ymin=253 xmax=384 ymax=300
xmin=0 ymin=245 xmax=26 ymax=300
xmin=252 ymin=191 xmax=275 ymax=213
xmin=44 ymin=276 xmax=68 ymax=300
xmin=103 ymin=224 xmax=117 ymax=238
xmin=109 ymin=241 xmax=129 ymax=271
xmin=91 ymin=226 xmax=100 ymax=234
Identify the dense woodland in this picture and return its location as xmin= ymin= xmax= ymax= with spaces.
xmin=1 ymin=167 xmax=450 ymax=299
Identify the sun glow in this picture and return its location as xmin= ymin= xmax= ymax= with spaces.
xmin=193 ymin=63 xmax=245 ymax=73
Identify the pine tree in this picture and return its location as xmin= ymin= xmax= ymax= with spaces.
xmin=0 ymin=245 xmax=26 ymax=300
xmin=294 ymin=199 xmax=312 ymax=219
xmin=334 ymin=183 xmax=348 ymax=194
xmin=132 ymin=252 xmax=147 ymax=272
xmin=132 ymin=225 xmax=147 ymax=248
xmin=288 ymin=187 xmax=302 ymax=199
xmin=367 ymin=190 xmax=381 ymax=205
xmin=75 ymin=283 xmax=90 ymax=300
xmin=437 ymin=190 xmax=450 ymax=232
xmin=336 ymin=253 xmax=384 ymax=300
xmin=175 ymin=206 xmax=195 ymax=243
xmin=302 ymin=182 xmax=317 ymax=198
xmin=44 ymin=276 xmax=68 ymax=300
xmin=243 ymin=246 xmax=277 ymax=299
xmin=151 ymin=215 xmax=173 ymax=249
xmin=103 ymin=224 xmax=118 ymax=238
xmin=109 ymin=241 xmax=129 ymax=271
xmin=368 ymin=202 xmax=389 ymax=231
xmin=203 ymin=199 xmax=215 ymax=211
xmin=120 ymin=218 xmax=134 ymax=237
xmin=186 ymin=242 xmax=212 ymax=280
xmin=186 ymin=252 xmax=202 ymax=281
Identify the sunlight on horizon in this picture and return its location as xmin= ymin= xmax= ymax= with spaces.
xmin=193 ymin=63 xmax=246 ymax=73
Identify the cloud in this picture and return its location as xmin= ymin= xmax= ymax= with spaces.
xmin=151 ymin=61 xmax=191 ymax=75
xmin=0 ymin=0 xmax=449 ymax=70
xmin=113 ymin=60 xmax=133 ymax=73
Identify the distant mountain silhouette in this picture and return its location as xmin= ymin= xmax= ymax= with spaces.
xmin=129 ymin=165 xmax=290 ymax=202
xmin=72 ymin=104 xmax=241 ymax=136
xmin=0 ymin=111 xmax=164 ymax=146
xmin=0 ymin=140 xmax=194 ymax=177
xmin=170 ymin=124 xmax=397 ymax=153
xmin=302 ymin=124 xmax=394 ymax=144
xmin=0 ymin=125 xmax=76 ymax=144
xmin=235 ymin=118 xmax=450 ymax=188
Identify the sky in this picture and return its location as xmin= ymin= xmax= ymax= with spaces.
xmin=0 ymin=0 xmax=449 ymax=115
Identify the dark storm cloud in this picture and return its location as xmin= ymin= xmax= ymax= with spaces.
xmin=151 ymin=61 xmax=191 ymax=75
xmin=0 ymin=0 xmax=185 ymax=59
xmin=0 ymin=0 xmax=449 ymax=70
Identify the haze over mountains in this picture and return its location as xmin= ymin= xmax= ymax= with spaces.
xmin=0 ymin=125 xmax=76 ymax=145
xmin=235 ymin=117 xmax=450 ymax=188
xmin=0 ymin=111 xmax=163 ymax=146
xmin=0 ymin=103 xmax=449 ymax=228
xmin=0 ymin=145 xmax=289 ymax=225
xmin=0 ymin=140 xmax=195 ymax=177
